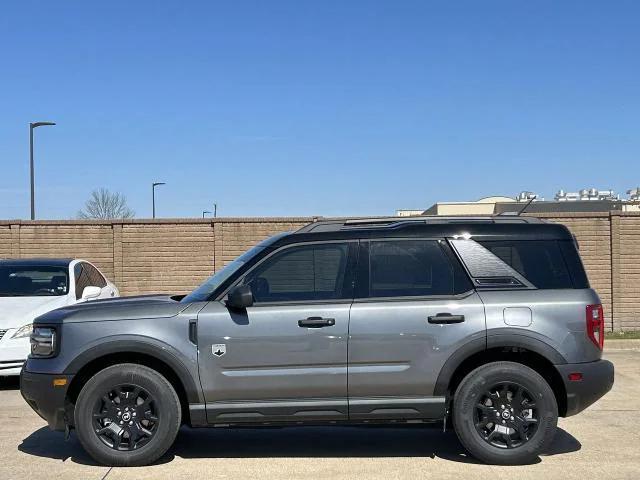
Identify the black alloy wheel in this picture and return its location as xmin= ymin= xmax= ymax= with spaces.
xmin=474 ymin=381 xmax=539 ymax=449
xmin=452 ymin=361 xmax=558 ymax=465
xmin=75 ymin=363 xmax=181 ymax=466
xmin=92 ymin=384 xmax=159 ymax=451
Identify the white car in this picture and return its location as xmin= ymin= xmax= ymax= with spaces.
xmin=0 ymin=258 xmax=119 ymax=376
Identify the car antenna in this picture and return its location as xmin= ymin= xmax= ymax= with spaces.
xmin=517 ymin=195 xmax=537 ymax=216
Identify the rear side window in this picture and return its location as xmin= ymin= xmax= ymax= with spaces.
xmin=84 ymin=263 xmax=107 ymax=288
xmin=74 ymin=263 xmax=90 ymax=299
xmin=74 ymin=262 xmax=106 ymax=299
xmin=367 ymin=240 xmax=471 ymax=297
xmin=478 ymin=240 xmax=586 ymax=289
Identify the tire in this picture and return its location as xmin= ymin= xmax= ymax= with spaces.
xmin=452 ymin=361 xmax=558 ymax=465
xmin=74 ymin=363 xmax=181 ymax=467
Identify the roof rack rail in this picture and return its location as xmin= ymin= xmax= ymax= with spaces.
xmin=295 ymin=215 xmax=545 ymax=233
xmin=343 ymin=218 xmax=421 ymax=227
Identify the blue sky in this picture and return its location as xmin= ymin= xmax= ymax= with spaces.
xmin=1 ymin=1 xmax=638 ymax=219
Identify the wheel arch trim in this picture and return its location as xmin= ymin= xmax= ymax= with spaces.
xmin=64 ymin=337 xmax=201 ymax=404
xmin=433 ymin=332 xmax=567 ymax=396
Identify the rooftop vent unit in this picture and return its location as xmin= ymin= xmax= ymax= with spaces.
xmin=555 ymin=188 xmax=619 ymax=202
xmin=516 ymin=191 xmax=540 ymax=202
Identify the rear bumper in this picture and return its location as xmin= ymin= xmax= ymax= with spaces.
xmin=20 ymin=370 xmax=73 ymax=431
xmin=556 ymin=359 xmax=614 ymax=417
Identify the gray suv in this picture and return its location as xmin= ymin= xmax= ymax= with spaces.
xmin=20 ymin=217 xmax=614 ymax=466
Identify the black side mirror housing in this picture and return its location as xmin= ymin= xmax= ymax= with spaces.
xmin=226 ymin=284 xmax=254 ymax=309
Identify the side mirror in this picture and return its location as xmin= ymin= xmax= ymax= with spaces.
xmin=226 ymin=284 xmax=253 ymax=309
xmin=81 ymin=285 xmax=102 ymax=301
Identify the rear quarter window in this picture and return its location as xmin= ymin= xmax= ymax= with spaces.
xmin=478 ymin=240 xmax=587 ymax=289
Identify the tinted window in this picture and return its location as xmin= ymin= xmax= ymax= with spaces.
xmin=244 ymin=243 xmax=351 ymax=302
xmin=84 ymin=263 xmax=107 ymax=288
xmin=74 ymin=263 xmax=90 ymax=299
xmin=183 ymin=245 xmax=268 ymax=303
xmin=368 ymin=240 xmax=470 ymax=297
xmin=478 ymin=240 xmax=576 ymax=289
xmin=0 ymin=265 xmax=69 ymax=296
xmin=75 ymin=262 xmax=106 ymax=298
xmin=559 ymin=241 xmax=590 ymax=288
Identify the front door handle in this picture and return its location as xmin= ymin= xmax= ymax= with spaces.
xmin=298 ymin=317 xmax=335 ymax=328
xmin=428 ymin=313 xmax=465 ymax=324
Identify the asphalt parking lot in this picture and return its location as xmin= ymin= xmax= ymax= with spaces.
xmin=1 ymin=350 xmax=638 ymax=480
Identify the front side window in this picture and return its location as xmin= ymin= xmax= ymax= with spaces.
xmin=182 ymin=246 xmax=267 ymax=303
xmin=244 ymin=243 xmax=351 ymax=303
xmin=0 ymin=265 xmax=69 ymax=297
xmin=368 ymin=240 xmax=470 ymax=297
xmin=182 ymin=232 xmax=293 ymax=303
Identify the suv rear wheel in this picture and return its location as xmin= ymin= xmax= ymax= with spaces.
xmin=74 ymin=363 xmax=181 ymax=466
xmin=452 ymin=361 xmax=558 ymax=465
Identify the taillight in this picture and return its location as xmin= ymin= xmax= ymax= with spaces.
xmin=586 ymin=304 xmax=605 ymax=350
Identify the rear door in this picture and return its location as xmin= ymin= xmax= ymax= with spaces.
xmin=196 ymin=240 xmax=357 ymax=424
xmin=348 ymin=238 xmax=486 ymax=420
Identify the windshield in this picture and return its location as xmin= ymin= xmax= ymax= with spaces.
xmin=0 ymin=265 xmax=69 ymax=297
xmin=182 ymin=246 xmax=266 ymax=303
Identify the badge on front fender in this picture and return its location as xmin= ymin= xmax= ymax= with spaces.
xmin=212 ymin=344 xmax=226 ymax=357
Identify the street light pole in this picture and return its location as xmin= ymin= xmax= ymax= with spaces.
xmin=213 ymin=203 xmax=217 ymax=218
xmin=29 ymin=121 xmax=56 ymax=220
xmin=202 ymin=210 xmax=211 ymax=218
xmin=152 ymin=182 xmax=166 ymax=219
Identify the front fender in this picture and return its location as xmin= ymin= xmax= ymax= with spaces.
xmin=63 ymin=336 xmax=202 ymax=404
xmin=26 ymin=314 xmax=203 ymax=405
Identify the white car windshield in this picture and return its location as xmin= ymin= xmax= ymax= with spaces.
xmin=0 ymin=266 xmax=69 ymax=297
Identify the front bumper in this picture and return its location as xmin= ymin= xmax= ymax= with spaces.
xmin=556 ymin=359 xmax=614 ymax=417
xmin=0 ymin=330 xmax=29 ymax=376
xmin=20 ymin=370 xmax=74 ymax=431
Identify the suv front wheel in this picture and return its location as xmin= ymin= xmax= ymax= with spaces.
xmin=452 ymin=361 xmax=558 ymax=465
xmin=74 ymin=363 xmax=181 ymax=466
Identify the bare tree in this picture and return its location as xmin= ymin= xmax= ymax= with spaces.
xmin=77 ymin=188 xmax=135 ymax=219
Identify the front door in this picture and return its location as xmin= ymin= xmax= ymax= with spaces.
xmin=348 ymin=238 xmax=486 ymax=420
xmin=197 ymin=241 xmax=357 ymax=424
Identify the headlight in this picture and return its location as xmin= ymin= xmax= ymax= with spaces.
xmin=30 ymin=327 xmax=56 ymax=358
xmin=11 ymin=323 xmax=33 ymax=339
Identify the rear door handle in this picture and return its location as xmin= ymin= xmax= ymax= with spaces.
xmin=298 ymin=317 xmax=335 ymax=328
xmin=428 ymin=313 xmax=465 ymax=324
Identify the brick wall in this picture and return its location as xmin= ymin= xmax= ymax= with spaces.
xmin=1 ymin=213 xmax=639 ymax=330
xmin=616 ymin=213 xmax=640 ymax=330
xmin=0 ymin=218 xmax=311 ymax=299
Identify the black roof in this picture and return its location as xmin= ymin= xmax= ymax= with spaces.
xmin=267 ymin=216 xmax=574 ymax=247
xmin=0 ymin=258 xmax=73 ymax=267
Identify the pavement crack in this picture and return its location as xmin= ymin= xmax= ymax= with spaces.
xmin=100 ymin=467 xmax=113 ymax=480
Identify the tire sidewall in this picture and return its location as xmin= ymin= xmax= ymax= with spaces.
xmin=75 ymin=364 xmax=181 ymax=467
xmin=453 ymin=362 xmax=558 ymax=464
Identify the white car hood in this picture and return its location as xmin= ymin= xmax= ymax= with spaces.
xmin=0 ymin=296 xmax=69 ymax=330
